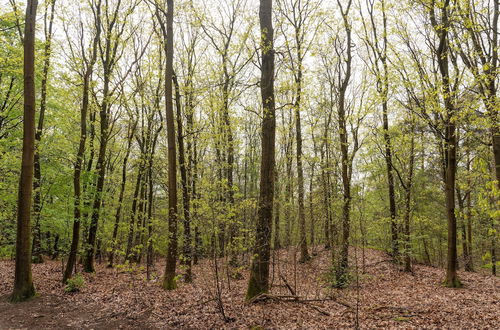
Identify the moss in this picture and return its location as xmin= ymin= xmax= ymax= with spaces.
xmin=9 ymin=284 xmax=36 ymax=303
xmin=443 ymin=276 xmax=463 ymax=288
xmin=162 ymin=276 xmax=177 ymax=290
xmin=246 ymin=277 xmax=265 ymax=301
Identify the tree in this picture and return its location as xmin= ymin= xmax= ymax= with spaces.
xmin=156 ymin=0 xmax=178 ymax=290
xmin=83 ymin=0 xmax=138 ymax=273
xmin=277 ymin=0 xmax=321 ymax=264
xmin=455 ymin=0 xmax=499 ymax=191
xmin=247 ymin=0 xmax=275 ymax=300
xmin=11 ymin=0 xmax=38 ymax=302
xmin=108 ymin=117 xmax=137 ymax=268
xmin=333 ymin=0 xmax=357 ymax=287
xmin=32 ymin=0 xmax=56 ymax=264
xmin=62 ymin=0 xmax=102 ymax=283
xmin=360 ymin=0 xmax=398 ymax=260
xmin=428 ymin=0 xmax=461 ymax=288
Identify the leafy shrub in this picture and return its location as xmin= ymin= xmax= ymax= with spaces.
xmin=65 ymin=273 xmax=85 ymax=292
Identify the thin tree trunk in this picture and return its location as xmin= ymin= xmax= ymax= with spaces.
xmin=274 ymin=168 xmax=280 ymax=250
xmin=173 ymin=73 xmax=192 ymax=282
xmin=126 ymin=166 xmax=143 ymax=261
xmin=63 ymin=2 xmax=101 ymax=282
xmin=465 ymin=169 xmax=473 ymax=271
xmin=309 ymin=165 xmax=314 ymax=247
xmin=295 ymin=49 xmax=310 ymax=263
xmin=32 ymin=0 xmax=56 ymax=265
xmin=108 ymin=121 xmax=136 ymax=267
xmin=403 ymin=131 xmax=415 ymax=272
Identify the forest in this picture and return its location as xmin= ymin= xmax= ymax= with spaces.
xmin=0 ymin=0 xmax=498 ymax=328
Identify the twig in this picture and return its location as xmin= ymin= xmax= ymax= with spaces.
xmin=279 ymin=273 xmax=296 ymax=296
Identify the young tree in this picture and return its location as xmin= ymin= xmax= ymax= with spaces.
xmin=83 ymin=0 xmax=138 ymax=272
xmin=32 ymin=0 xmax=56 ymax=264
xmin=360 ymin=0 xmax=398 ymax=259
xmin=277 ymin=0 xmax=321 ymax=263
xmin=247 ymin=0 xmax=275 ymax=300
xmin=108 ymin=117 xmax=137 ymax=268
xmin=455 ymin=0 xmax=499 ymax=191
xmin=11 ymin=0 xmax=38 ymax=302
xmin=63 ymin=0 xmax=102 ymax=283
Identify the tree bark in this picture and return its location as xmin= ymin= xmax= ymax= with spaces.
xmin=108 ymin=121 xmax=136 ymax=267
xmin=334 ymin=0 xmax=353 ymax=287
xmin=63 ymin=1 xmax=101 ymax=282
xmin=11 ymin=0 xmax=38 ymax=302
xmin=246 ymin=0 xmax=275 ymax=300
xmin=403 ymin=130 xmax=415 ymax=272
xmin=429 ymin=0 xmax=461 ymax=287
xmin=173 ymin=73 xmax=192 ymax=282
xmin=32 ymin=0 xmax=56 ymax=265
xmin=157 ymin=0 xmax=178 ymax=290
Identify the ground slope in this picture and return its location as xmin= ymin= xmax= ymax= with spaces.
xmin=0 ymin=248 xmax=498 ymax=329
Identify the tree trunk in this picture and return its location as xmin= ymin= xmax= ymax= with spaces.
xmin=126 ymin=166 xmax=143 ymax=261
xmin=309 ymin=165 xmax=314 ymax=247
xmin=32 ymin=0 xmax=56 ymax=265
xmin=294 ymin=44 xmax=310 ymax=263
xmin=156 ymin=0 xmax=178 ymax=290
xmin=173 ymin=73 xmax=192 ymax=282
xmin=429 ymin=0 xmax=461 ymax=287
xmin=465 ymin=171 xmax=473 ymax=271
xmin=108 ymin=121 xmax=136 ymax=267
xmin=247 ymin=0 xmax=275 ymax=300
xmin=274 ymin=168 xmax=280 ymax=250
xmin=11 ymin=0 xmax=38 ymax=302
xmin=335 ymin=0 xmax=353 ymax=287
xmin=403 ymin=131 xmax=415 ymax=272
xmin=63 ymin=2 xmax=101 ymax=281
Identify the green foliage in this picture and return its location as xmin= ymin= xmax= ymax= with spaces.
xmin=322 ymin=264 xmax=356 ymax=289
xmin=65 ymin=273 xmax=85 ymax=293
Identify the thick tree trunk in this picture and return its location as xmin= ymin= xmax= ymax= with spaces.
xmin=11 ymin=0 xmax=38 ymax=302
xmin=335 ymin=0 xmax=353 ymax=287
xmin=247 ymin=0 xmax=275 ymax=300
xmin=429 ymin=0 xmax=461 ymax=287
xmin=156 ymin=0 xmax=178 ymax=290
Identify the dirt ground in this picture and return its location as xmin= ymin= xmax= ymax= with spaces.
xmin=0 ymin=247 xmax=498 ymax=329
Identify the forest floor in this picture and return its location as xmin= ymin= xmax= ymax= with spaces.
xmin=0 ymin=247 xmax=498 ymax=329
